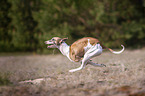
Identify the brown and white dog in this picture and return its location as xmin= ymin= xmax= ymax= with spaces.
xmin=45 ymin=37 xmax=125 ymax=72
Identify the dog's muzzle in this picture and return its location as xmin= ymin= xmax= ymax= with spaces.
xmin=45 ymin=40 xmax=54 ymax=45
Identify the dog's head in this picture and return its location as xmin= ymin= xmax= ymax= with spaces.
xmin=45 ymin=37 xmax=68 ymax=48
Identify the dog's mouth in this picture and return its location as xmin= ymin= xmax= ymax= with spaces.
xmin=45 ymin=40 xmax=55 ymax=48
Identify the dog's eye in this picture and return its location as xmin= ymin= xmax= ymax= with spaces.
xmin=52 ymin=39 xmax=55 ymax=41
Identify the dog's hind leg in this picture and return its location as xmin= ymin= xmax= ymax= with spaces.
xmin=69 ymin=54 xmax=89 ymax=72
xmin=69 ymin=45 xmax=103 ymax=72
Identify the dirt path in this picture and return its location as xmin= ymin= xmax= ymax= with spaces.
xmin=0 ymin=49 xmax=145 ymax=96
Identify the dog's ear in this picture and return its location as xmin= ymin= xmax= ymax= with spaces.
xmin=62 ymin=37 xmax=68 ymax=41
xmin=59 ymin=37 xmax=68 ymax=44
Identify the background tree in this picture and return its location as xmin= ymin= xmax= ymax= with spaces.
xmin=0 ymin=0 xmax=144 ymax=53
xmin=8 ymin=0 xmax=41 ymax=52
xmin=0 ymin=0 xmax=12 ymax=52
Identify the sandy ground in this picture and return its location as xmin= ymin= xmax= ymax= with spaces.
xmin=0 ymin=49 xmax=145 ymax=96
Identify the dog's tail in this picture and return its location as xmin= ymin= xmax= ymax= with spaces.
xmin=104 ymin=45 xmax=125 ymax=54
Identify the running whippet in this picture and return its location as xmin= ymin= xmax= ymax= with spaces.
xmin=45 ymin=37 xmax=125 ymax=72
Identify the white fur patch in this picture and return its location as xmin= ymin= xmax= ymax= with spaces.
xmin=59 ymin=42 xmax=74 ymax=62
xmin=84 ymin=39 xmax=93 ymax=52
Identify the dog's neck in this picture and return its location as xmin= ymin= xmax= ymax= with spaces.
xmin=58 ymin=42 xmax=69 ymax=55
xmin=57 ymin=42 xmax=73 ymax=61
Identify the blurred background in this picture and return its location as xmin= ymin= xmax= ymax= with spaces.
xmin=0 ymin=0 xmax=145 ymax=54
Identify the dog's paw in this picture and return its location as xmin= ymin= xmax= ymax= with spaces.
xmin=101 ymin=64 xmax=106 ymax=67
xmin=69 ymin=69 xmax=75 ymax=72
xmin=69 ymin=69 xmax=79 ymax=72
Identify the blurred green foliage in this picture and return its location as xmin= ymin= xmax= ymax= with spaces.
xmin=0 ymin=0 xmax=145 ymax=53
